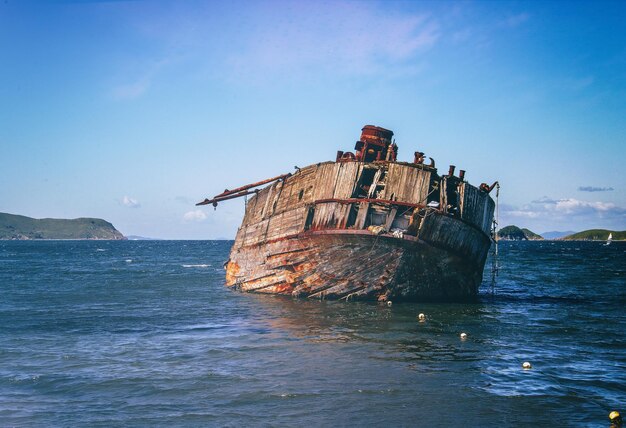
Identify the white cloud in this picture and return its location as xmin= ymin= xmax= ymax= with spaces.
xmin=183 ymin=209 xmax=207 ymax=222
xmin=502 ymin=198 xmax=625 ymax=219
xmin=121 ymin=196 xmax=141 ymax=208
xmin=502 ymin=209 xmax=541 ymax=219
xmin=228 ymin=3 xmax=440 ymax=79
xmin=499 ymin=197 xmax=626 ymax=232
xmin=553 ymin=199 xmax=617 ymax=215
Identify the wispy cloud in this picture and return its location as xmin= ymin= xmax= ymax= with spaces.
xmin=531 ymin=196 xmax=559 ymax=204
xmin=113 ymin=1 xmax=442 ymax=90
xmin=183 ymin=209 xmax=207 ymax=221
xmin=578 ymin=186 xmax=614 ymax=192
xmin=111 ymin=59 xmax=170 ymax=100
xmin=500 ymin=205 xmax=541 ymax=219
xmin=175 ymin=196 xmax=195 ymax=205
xmin=502 ymin=197 xmax=625 ymax=220
xmin=568 ymin=76 xmax=594 ymax=91
xmin=112 ymin=76 xmax=152 ymax=100
xmin=451 ymin=28 xmax=474 ymax=44
xmin=548 ymin=198 xmax=620 ymax=215
xmin=228 ymin=3 xmax=440 ymax=79
xmin=120 ymin=196 xmax=140 ymax=208
xmin=498 ymin=13 xmax=529 ymax=28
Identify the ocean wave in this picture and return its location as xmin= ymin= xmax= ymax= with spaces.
xmin=182 ymin=264 xmax=210 ymax=268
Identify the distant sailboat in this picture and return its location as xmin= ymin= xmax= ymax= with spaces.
xmin=604 ymin=233 xmax=613 ymax=246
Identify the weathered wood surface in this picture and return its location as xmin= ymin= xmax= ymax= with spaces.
xmin=458 ymin=182 xmax=495 ymax=235
xmin=310 ymin=162 xmax=362 ymax=201
xmin=227 ymin=159 xmax=495 ymax=301
xmin=226 ymin=231 xmax=483 ymax=301
xmin=354 ymin=202 xmax=369 ymax=229
xmin=311 ymin=202 xmax=352 ymax=230
xmin=273 ymin=164 xmax=317 ymax=212
xmin=418 ymin=212 xmax=491 ymax=267
xmin=380 ymin=163 xmax=431 ymax=204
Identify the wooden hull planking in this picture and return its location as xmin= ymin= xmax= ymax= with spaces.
xmin=226 ymin=227 xmax=489 ymax=301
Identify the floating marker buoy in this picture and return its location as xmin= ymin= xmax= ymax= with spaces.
xmin=387 ymin=301 xmax=393 ymax=307
xmin=522 ymin=362 xmax=532 ymax=369
xmin=460 ymin=332 xmax=467 ymax=340
xmin=418 ymin=313 xmax=425 ymax=321
xmin=609 ymin=411 xmax=622 ymax=425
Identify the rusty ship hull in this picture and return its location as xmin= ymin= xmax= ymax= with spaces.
xmin=199 ymin=125 xmax=496 ymax=302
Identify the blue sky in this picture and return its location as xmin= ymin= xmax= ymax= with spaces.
xmin=1 ymin=0 xmax=625 ymax=238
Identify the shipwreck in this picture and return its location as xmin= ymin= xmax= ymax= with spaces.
xmin=198 ymin=125 xmax=498 ymax=301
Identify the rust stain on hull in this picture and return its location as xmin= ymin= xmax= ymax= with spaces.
xmin=225 ymin=261 xmax=240 ymax=284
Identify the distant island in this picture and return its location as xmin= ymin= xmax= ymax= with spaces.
xmin=561 ymin=229 xmax=625 ymax=241
xmin=0 ymin=212 xmax=125 ymax=240
xmin=498 ymin=225 xmax=624 ymax=241
xmin=498 ymin=225 xmax=543 ymax=241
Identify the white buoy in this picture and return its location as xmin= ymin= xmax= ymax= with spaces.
xmin=460 ymin=332 xmax=467 ymax=340
xmin=522 ymin=361 xmax=532 ymax=369
xmin=418 ymin=313 xmax=425 ymax=321
xmin=387 ymin=300 xmax=393 ymax=307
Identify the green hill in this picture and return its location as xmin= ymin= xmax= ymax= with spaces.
xmin=498 ymin=225 xmax=543 ymax=240
xmin=0 ymin=212 xmax=125 ymax=240
xmin=561 ymin=229 xmax=625 ymax=241
xmin=521 ymin=228 xmax=543 ymax=240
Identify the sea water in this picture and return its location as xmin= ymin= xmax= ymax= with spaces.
xmin=0 ymin=240 xmax=624 ymax=426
